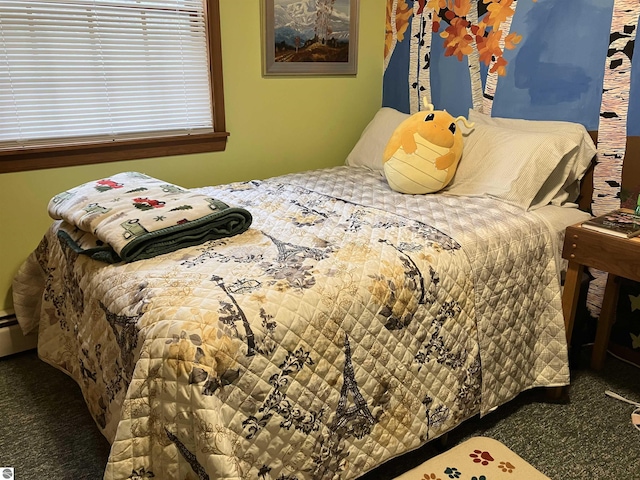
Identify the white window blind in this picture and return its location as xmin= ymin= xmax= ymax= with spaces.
xmin=0 ymin=0 xmax=214 ymax=150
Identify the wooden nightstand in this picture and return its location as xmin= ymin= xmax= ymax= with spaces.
xmin=561 ymin=222 xmax=640 ymax=370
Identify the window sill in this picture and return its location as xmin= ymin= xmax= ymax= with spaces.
xmin=0 ymin=131 xmax=230 ymax=174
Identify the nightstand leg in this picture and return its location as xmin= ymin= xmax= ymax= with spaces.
xmin=562 ymin=261 xmax=584 ymax=346
xmin=591 ymin=273 xmax=620 ymax=370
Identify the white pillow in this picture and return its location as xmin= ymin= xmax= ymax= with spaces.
xmin=346 ymin=107 xmax=410 ymax=172
xmin=467 ymin=109 xmax=596 ymax=208
xmin=445 ymin=122 xmax=580 ymax=210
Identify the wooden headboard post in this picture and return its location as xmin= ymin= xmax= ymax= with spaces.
xmin=576 ymin=131 xmax=597 ymax=213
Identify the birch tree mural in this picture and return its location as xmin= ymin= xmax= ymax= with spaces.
xmin=466 ymin=3 xmax=484 ymax=111
xmin=481 ymin=0 xmax=520 ymax=115
xmin=593 ymin=1 xmax=638 ymax=217
xmin=383 ymin=0 xmax=524 ymax=114
xmin=588 ymin=0 xmax=640 ymax=316
xmin=384 ymin=0 xmax=400 ymax=71
xmin=409 ymin=1 xmax=434 ymax=112
xmin=432 ymin=0 xmax=522 ymax=113
xmin=384 ymin=1 xmax=412 ymax=73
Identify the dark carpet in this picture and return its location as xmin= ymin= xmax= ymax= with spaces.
xmin=0 ymin=348 xmax=638 ymax=480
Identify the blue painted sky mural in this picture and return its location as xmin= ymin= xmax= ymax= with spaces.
xmin=429 ymin=20 xmax=473 ymax=118
xmin=492 ymin=0 xmax=613 ymax=130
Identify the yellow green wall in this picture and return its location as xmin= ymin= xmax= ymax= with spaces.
xmin=0 ymin=1 xmax=386 ymax=314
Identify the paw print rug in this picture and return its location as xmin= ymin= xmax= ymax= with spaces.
xmin=394 ymin=436 xmax=550 ymax=480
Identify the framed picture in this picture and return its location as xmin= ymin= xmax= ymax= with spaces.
xmin=262 ymin=0 xmax=359 ymax=76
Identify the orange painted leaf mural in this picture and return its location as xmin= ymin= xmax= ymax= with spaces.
xmin=483 ymin=0 xmax=516 ymax=30
xmin=429 ymin=0 xmax=530 ymax=76
xmin=440 ymin=17 xmax=474 ymax=60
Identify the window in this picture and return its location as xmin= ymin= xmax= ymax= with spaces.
xmin=0 ymin=0 xmax=227 ymax=173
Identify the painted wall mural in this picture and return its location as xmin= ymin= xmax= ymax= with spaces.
xmin=383 ymin=0 xmax=640 ymax=316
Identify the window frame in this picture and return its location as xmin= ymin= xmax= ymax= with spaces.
xmin=0 ymin=0 xmax=227 ymax=174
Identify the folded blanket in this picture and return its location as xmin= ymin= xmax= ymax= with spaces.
xmin=48 ymin=172 xmax=252 ymax=263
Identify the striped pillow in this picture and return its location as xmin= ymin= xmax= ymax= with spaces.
xmin=467 ymin=110 xmax=596 ymax=208
xmin=445 ymin=123 xmax=579 ymax=210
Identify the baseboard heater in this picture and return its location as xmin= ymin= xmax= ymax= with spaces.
xmin=0 ymin=310 xmax=37 ymax=358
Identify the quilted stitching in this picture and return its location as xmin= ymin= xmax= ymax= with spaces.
xmin=13 ymin=166 xmax=569 ymax=480
xmin=275 ymin=166 xmax=569 ymax=414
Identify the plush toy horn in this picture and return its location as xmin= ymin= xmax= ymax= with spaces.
xmin=422 ymin=97 xmax=435 ymax=111
xmin=455 ymin=115 xmax=475 ymax=129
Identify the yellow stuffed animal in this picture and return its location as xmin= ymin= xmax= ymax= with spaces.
xmin=382 ymin=100 xmax=474 ymax=194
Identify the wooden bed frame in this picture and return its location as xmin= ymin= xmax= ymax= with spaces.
xmin=579 ymin=131 xmax=640 ymax=213
xmin=576 ymin=131 xmax=597 ymax=213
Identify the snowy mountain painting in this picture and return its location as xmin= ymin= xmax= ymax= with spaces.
xmin=273 ymin=0 xmax=352 ymax=63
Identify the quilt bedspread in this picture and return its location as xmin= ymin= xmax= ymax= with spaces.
xmin=13 ymin=166 xmax=569 ymax=480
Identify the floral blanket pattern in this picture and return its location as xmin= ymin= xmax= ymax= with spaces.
xmin=13 ymin=167 xmax=570 ymax=480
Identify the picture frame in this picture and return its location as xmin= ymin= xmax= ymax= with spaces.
xmin=262 ymin=0 xmax=359 ymax=76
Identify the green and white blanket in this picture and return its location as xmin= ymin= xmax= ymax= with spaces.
xmin=48 ymin=172 xmax=252 ymax=263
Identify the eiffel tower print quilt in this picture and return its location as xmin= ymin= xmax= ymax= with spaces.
xmin=12 ymin=166 xmax=573 ymax=480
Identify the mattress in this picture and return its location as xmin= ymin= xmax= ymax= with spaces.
xmin=12 ymin=166 xmax=590 ymax=480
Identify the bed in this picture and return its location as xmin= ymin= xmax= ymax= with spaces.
xmin=12 ymin=108 xmax=596 ymax=480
